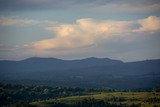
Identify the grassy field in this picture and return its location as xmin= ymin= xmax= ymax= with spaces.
xmin=31 ymin=92 xmax=160 ymax=107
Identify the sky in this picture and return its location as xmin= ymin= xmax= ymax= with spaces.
xmin=0 ymin=0 xmax=160 ymax=61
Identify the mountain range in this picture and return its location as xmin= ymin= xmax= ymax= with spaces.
xmin=0 ymin=57 xmax=160 ymax=90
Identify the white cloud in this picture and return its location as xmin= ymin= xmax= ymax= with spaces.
xmin=0 ymin=17 xmax=38 ymax=26
xmin=1 ymin=16 xmax=159 ymax=56
xmin=138 ymin=16 xmax=160 ymax=31
xmin=33 ymin=16 xmax=160 ymax=50
xmin=33 ymin=18 xmax=134 ymax=50
xmin=0 ymin=17 xmax=56 ymax=26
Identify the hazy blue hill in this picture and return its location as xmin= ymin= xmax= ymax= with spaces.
xmin=0 ymin=57 xmax=123 ymax=72
xmin=72 ymin=57 xmax=123 ymax=67
xmin=0 ymin=57 xmax=160 ymax=89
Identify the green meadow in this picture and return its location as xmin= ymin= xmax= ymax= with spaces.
xmin=32 ymin=92 xmax=160 ymax=107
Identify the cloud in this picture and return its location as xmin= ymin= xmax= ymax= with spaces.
xmin=1 ymin=16 xmax=158 ymax=50
xmin=32 ymin=16 xmax=160 ymax=50
xmin=89 ymin=0 xmax=160 ymax=14
xmin=33 ymin=18 xmax=135 ymax=50
xmin=138 ymin=16 xmax=160 ymax=31
xmin=0 ymin=17 xmax=39 ymax=26
xmin=0 ymin=0 xmax=79 ymax=11
xmin=0 ymin=17 xmax=56 ymax=26
xmin=0 ymin=0 xmax=159 ymax=15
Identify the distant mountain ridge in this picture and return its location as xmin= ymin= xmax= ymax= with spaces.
xmin=0 ymin=57 xmax=160 ymax=89
xmin=0 ymin=57 xmax=123 ymax=71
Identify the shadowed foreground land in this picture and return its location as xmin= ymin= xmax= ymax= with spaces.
xmin=32 ymin=92 xmax=160 ymax=107
xmin=1 ymin=84 xmax=160 ymax=107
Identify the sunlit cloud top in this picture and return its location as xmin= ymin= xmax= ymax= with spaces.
xmin=33 ymin=16 xmax=160 ymax=50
